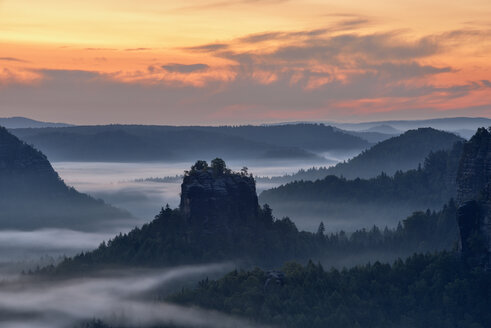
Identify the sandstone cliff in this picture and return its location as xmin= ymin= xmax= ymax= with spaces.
xmin=456 ymin=127 xmax=491 ymax=269
xmin=180 ymin=161 xmax=259 ymax=232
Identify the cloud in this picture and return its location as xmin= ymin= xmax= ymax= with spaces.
xmin=0 ymin=57 xmax=28 ymax=63
xmin=231 ymin=19 xmax=372 ymax=44
xmin=0 ymin=229 xmax=116 ymax=251
xmin=0 ymin=67 xmax=42 ymax=86
xmin=482 ymin=80 xmax=491 ymax=88
xmin=262 ymin=32 xmax=440 ymax=62
xmin=238 ymin=29 xmax=329 ymax=44
xmin=84 ymin=48 xmax=116 ymax=51
xmin=162 ymin=63 xmax=210 ymax=73
xmin=1 ymin=26 xmax=490 ymax=124
xmin=178 ymin=0 xmax=289 ymax=11
xmin=184 ymin=43 xmax=229 ymax=52
xmin=124 ymin=48 xmax=152 ymax=51
xmin=0 ymin=264 xmax=268 ymax=328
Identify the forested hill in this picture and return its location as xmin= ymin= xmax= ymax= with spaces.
xmin=191 ymin=124 xmax=369 ymax=151
xmin=280 ymin=128 xmax=463 ymax=181
xmin=0 ymin=126 xmax=131 ymax=230
xmin=0 ymin=116 xmax=72 ymax=128
xmin=260 ymin=141 xmax=463 ymax=206
xmin=259 ymin=141 xmax=464 ymax=230
xmin=45 ymin=160 xmax=460 ymax=275
xmin=10 ymin=124 xmax=368 ymax=162
xmin=169 ymin=252 xmax=490 ymax=328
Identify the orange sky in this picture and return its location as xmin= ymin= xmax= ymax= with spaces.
xmin=0 ymin=0 xmax=490 ymax=124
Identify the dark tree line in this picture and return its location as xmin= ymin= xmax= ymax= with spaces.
xmin=42 ymin=198 xmax=459 ymax=275
xmin=260 ymin=141 xmax=464 ymax=208
xmin=170 ymin=253 xmax=491 ymax=328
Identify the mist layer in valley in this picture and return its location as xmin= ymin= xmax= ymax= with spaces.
xmin=50 ymin=154 xmax=348 ymax=224
xmin=0 ymin=263 xmax=268 ymax=328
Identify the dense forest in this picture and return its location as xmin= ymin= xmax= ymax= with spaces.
xmin=0 ymin=127 xmax=131 ymax=230
xmin=259 ymin=141 xmax=463 ymax=230
xmin=170 ymin=252 xmax=490 ymax=328
xmin=42 ymin=196 xmax=460 ymax=274
xmin=272 ymin=128 xmax=463 ymax=181
xmin=34 ymin=128 xmax=491 ymax=328
xmin=261 ymin=141 xmax=463 ymax=206
xmin=10 ymin=124 xmax=368 ymax=162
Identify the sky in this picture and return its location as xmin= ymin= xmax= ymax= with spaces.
xmin=0 ymin=0 xmax=490 ymax=125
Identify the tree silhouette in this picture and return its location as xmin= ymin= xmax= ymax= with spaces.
xmin=211 ymin=158 xmax=227 ymax=175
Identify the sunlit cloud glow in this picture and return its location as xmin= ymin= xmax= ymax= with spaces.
xmin=0 ymin=0 xmax=490 ymax=123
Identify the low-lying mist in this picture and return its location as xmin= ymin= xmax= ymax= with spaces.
xmin=264 ymin=200 xmax=431 ymax=232
xmin=51 ymin=154 xmax=353 ymax=222
xmin=0 ymin=152 xmax=360 ymax=275
xmin=0 ymin=229 xmax=128 ymax=276
xmin=0 ymin=263 xmax=268 ymax=328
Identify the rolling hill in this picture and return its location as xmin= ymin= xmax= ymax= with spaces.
xmin=0 ymin=116 xmax=72 ymax=128
xmin=280 ymin=128 xmax=464 ymax=181
xmin=9 ymin=124 xmax=369 ymax=162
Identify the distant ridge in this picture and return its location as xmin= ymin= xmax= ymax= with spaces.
xmin=279 ymin=127 xmax=464 ymax=182
xmin=329 ymin=117 xmax=491 ymax=134
xmin=362 ymin=124 xmax=400 ymax=134
xmin=0 ymin=116 xmax=72 ymax=129
xmin=10 ymin=124 xmax=367 ymax=162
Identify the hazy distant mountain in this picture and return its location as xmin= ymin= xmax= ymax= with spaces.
xmin=362 ymin=124 xmax=400 ymax=134
xmin=453 ymin=129 xmax=479 ymax=139
xmin=330 ymin=117 xmax=491 ymax=136
xmin=192 ymin=124 xmax=369 ymax=151
xmin=259 ymin=140 xmax=464 ymax=231
xmin=0 ymin=126 xmax=131 ymax=230
xmin=11 ymin=124 xmax=368 ymax=162
xmin=261 ymin=141 xmax=463 ymax=211
xmin=0 ymin=116 xmax=72 ymax=129
xmin=336 ymin=129 xmax=396 ymax=143
xmin=311 ymin=128 xmax=463 ymax=180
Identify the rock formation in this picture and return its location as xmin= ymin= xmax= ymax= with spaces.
xmin=456 ymin=127 xmax=491 ymax=269
xmin=180 ymin=159 xmax=259 ymax=232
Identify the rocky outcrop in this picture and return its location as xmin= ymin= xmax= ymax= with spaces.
xmin=456 ymin=127 xmax=491 ymax=269
xmin=180 ymin=163 xmax=259 ymax=232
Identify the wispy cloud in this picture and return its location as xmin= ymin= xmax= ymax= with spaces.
xmin=1 ymin=24 xmax=490 ymax=124
xmin=184 ymin=43 xmax=229 ymax=52
xmin=0 ymin=57 xmax=28 ymax=63
xmin=0 ymin=229 xmax=115 ymax=251
xmin=84 ymin=48 xmax=116 ymax=51
xmin=124 ymin=48 xmax=153 ymax=52
xmin=162 ymin=63 xmax=210 ymax=73
xmin=177 ymin=0 xmax=289 ymax=11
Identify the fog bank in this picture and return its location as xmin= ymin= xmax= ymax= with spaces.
xmin=0 ymin=263 xmax=268 ymax=328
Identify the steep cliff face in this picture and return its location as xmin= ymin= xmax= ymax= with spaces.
xmin=51 ymin=161 xmax=322 ymax=271
xmin=180 ymin=166 xmax=259 ymax=232
xmin=456 ymin=127 xmax=491 ymax=268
